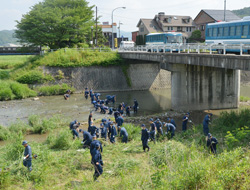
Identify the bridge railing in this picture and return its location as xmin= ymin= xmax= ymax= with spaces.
xmin=118 ymin=43 xmax=250 ymax=55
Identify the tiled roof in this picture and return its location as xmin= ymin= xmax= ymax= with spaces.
xmin=156 ymin=15 xmax=194 ymax=27
xmin=202 ymin=10 xmax=241 ymax=21
xmin=137 ymin=19 xmax=163 ymax=33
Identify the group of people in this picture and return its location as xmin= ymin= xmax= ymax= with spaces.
xmin=84 ymin=87 xmax=139 ymax=116
xmin=182 ymin=112 xmax=218 ymax=154
xmin=21 ymin=88 xmax=218 ymax=179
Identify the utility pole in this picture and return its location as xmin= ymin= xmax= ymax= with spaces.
xmin=96 ymin=6 xmax=98 ymax=47
xmin=224 ymin=0 xmax=226 ymax=21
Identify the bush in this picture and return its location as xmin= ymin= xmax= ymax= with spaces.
xmin=4 ymin=133 xmax=24 ymax=161
xmin=0 ymin=126 xmax=11 ymax=141
xmin=0 ymin=70 xmax=10 ymax=79
xmin=123 ymin=124 xmax=141 ymax=141
xmin=36 ymin=49 xmax=122 ymax=67
xmin=240 ymin=96 xmax=250 ymax=102
xmin=10 ymin=82 xmax=37 ymax=99
xmin=8 ymin=120 xmax=32 ymax=134
xmin=0 ymin=86 xmax=13 ymax=101
xmin=16 ymin=70 xmax=43 ymax=84
xmin=37 ymin=83 xmax=75 ymax=96
xmin=46 ymin=129 xmax=73 ymax=150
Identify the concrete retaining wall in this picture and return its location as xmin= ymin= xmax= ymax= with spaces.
xmin=43 ymin=62 xmax=171 ymax=92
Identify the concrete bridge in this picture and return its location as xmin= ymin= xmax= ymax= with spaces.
xmin=119 ymin=52 xmax=250 ymax=110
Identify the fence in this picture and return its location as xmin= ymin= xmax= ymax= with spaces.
xmin=118 ymin=43 xmax=250 ymax=56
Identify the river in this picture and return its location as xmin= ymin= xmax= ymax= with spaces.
xmin=1 ymin=86 xmax=250 ymax=127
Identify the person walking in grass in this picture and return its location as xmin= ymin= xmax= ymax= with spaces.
xmin=92 ymin=143 xmax=103 ymax=181
xmin=22 ymin=141 xmax=32 ymax=172
xmin=141 ymin=124 xmax=150 ymax=152
xmin=203 ymin=113 xmax=213 ymax=137
xmin=149 ymin=118 xmax=156 ymax=143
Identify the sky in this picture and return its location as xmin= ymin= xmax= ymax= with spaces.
xmin=0 ymin=0 xmax=249 ymax=32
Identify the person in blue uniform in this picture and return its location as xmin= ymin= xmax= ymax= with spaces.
xmin=167 ymin=117 xmax=177 ymax=128
xmin=141 ymin=124 xmax=150 ymax=152
xmin=203 ymin=113 xmax=213 ymax=136
xmin=89 ymin=122 xmax=98 ymax=136
xmin=207 ymin=133 xmax=218 ymax=154
xmin=79 ymin=130 xmax=92 ymax=148
xmin=165 ymin=121 xmax=176 ymax=138
xmin=182 ymin=113 xmax=189 ymax=132
xmin=84 ymin=88 xmax=89 ymax=99
xmin=90 ymin=135 xmax=103 ymax=156
xmin=100 ymin=123 xmax=107 ymax=140
xmin=154 ymin=118 xmax=163 ymax=137
xmin=133 ymin=99 xmax=139 ymax=113
xmin=90 ymin=92 xmax=95 ymax=103
xmin=149 ymin=118 xmax=156 ymax=143
xmin=117 ymin=115 xmax=124 ymax=134
xmin=95 ymin=93 xmax=101 ymax=101
xmin=110 ymin=121 xmax=117 ymax=143
xmin=88 ymin=112 xmax=93 ymax=132
xmin=108 ymin=107 xmax=113 ymax=115
xmin=92 ymin=143 xmax=103 ymax=181
xmin=119 ymin=127 xmax=128 ymax=143
xmin=114 ymin=111 xmax=120 ymax=123
xmin=22 ymin=141 xmax=32 ymax=171
xmin=69 ymin=120 xmax=79 ymax=139
xmin=126 ymin=106 xmax=131 ymax=117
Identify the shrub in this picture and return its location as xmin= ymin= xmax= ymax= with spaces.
xmin=0 ymin=86 xmax=13 ymax=101
xmin=4 ymin=132 xmax=24 ymax=161
xmin=0 ymin=70 xmax=10 ymax=79
xmin=8 ymin=120 xmax=32 ymax=134
xmin=37 ymin=83 xmax=75 ymax=96
xmin=16 ymin=70 xmax=43 ymax=84
xmin=46 ymin=129 xmax=73 ymax=150
xmin=240 ymin=96 xmax=250 ymax=102
xmin=10 ymin=82 xmax=37 ymax=99
xmin=0 ymin=126 xmax=11 ymax=140
xmin=123 ymin=124 xmax=141 ymax=141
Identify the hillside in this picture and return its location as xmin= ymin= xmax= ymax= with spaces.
xmin=0 ymin=30 xmax=18 ymax=46
xmin=232 ymin=7 xmax=250 ymax=18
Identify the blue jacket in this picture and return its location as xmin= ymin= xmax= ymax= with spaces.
xmin=154 ymin=121 xmax=162 ymax=131
xmin=203 ymin=115 xmax=210 ymax=127
xmin=24 ymin=145 xmax=32 ymax=160
xmin=120 ymin=127 xmax=128 ymax=138
xmin=117 ymin=116 xmax=124 ymax=126
xmin=166 ymin=123 xmax=176 ymax=132
xmin=93 ymin=150 xmax=103 ymax=166
xmin=90 ymin=126 xmax=98 ymax=136
xmin=182 ymin=116 xmax=188 ymax=126
xmin=150 ymin=123 xmax=156 ymax=132
xmin=90 ymin=140 xmax=103 ymax=154
xmin=110 ymin=125 xmax=117 ymax=137
xmin=170 ymin=119 xmax=176 ymax=128
xmin=83 ymin=131 xmax=92 ymax=142
xmin=69 ymin=120 xmax=77 ymax=130
xmin=100 ymin=127 xmax=107 ymax=138
xmin=141 ymin=129 xmax=149 ymax=141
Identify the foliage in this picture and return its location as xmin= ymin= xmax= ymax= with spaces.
xmin=240 ymin=96 xmax=250 ymax=102
xmin=0 ymin=126 xmax=11 ymax=141
xmin=15 ymin=0 xmax=94 ymax=49
xmin=188 ymin=30 xmax=204 ymax=42
xmin=0 ymin=55 xmax=31 ymax=70
xmin=121 ymin=64 xmax=132 ymax=87
xmin=233 ymin=7 xmax=250 ymax=18
xmin=46 ymin=128 xmax=74 ymax=150
xmin=225 ymin=126 xmax=250 ymax=149
xmin=16 ymin=70 xmax=43 ymax=84
xmin=36 ymin=49 xmax=122 ymax=67
xmin=136 ymin=34 xmax=146 ymax=45
xmin=37 ymin=83 xmax=75 ymax=96
xmin=0 ymin=80 xmax=37 ymax=101
xmin=0 ymin=69 xmax=10 ymax=79
xmin=123 ymin=123 xmax=141 ymax=141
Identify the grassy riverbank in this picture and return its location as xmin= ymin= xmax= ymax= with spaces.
xmin=0 ymin=110 xmax=250 ymax=189
xmin=0 ymin=49 xmax=122 ymax=101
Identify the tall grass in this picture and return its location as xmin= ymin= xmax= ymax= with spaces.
xmin=0 ymin=80 xmax=37 ymax=100
xmin=36 ymin=49 xmax=123 ymax=67
xmin=36 ymin=83 xmax=75 ymax=96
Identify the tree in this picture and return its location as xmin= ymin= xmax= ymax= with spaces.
xmin=188 ymin=30 xmax=204 ymax=43
xmin=15 ymin=0 xmax=94 ymax=49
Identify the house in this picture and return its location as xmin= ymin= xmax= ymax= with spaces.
xmin=194 ymin=10 xmax=241 ymax=40
xmin=136 ymin=12 xmax=195 ymax=44
xmin=99 ymin=22 xmax=117 ymax=47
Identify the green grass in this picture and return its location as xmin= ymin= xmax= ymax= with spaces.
xmin=0 ymin=110 xmax=250 ymax=189
xmin=36 ymin=49 xmax=122 ymax=67
xmin=36 ymin=84 xmax=75 ymax=96
xmin=240 ymin=96 xmax=250 ymax=102
xmin=0 ymin=55 xmax=32 ymax=69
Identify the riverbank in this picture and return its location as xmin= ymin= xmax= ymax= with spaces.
xmin=0 ymin=109 xmax=249 ymax=189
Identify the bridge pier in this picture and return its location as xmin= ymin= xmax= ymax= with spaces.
xmin=171 ymin=64 xmax=240 ymax=110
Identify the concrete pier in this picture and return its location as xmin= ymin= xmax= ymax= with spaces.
xmin=171 ymin=64 xmax=240 ymax=110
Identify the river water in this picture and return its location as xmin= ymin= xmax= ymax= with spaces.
xmin=1 ymin=86 xmax=250 ymax=127
xmin=0 ymin=86 xmax=249 ymax=146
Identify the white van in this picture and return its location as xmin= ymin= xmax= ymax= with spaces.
xmin=120 ymin=41 xmax=135 ymax=49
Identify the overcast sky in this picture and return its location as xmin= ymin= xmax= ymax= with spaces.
xmin=0 ymin=0 xmax=249 ymax=32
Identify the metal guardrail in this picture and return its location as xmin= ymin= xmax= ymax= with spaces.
xmin=118 ymin=43 xmax=250 ymax=56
